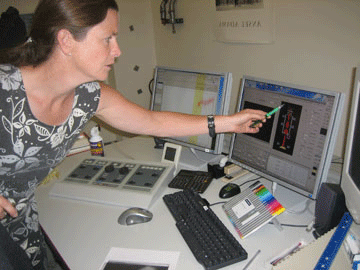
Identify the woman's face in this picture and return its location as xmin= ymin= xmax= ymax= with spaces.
xmin=71 ymin=9 xmax=121 ymax=82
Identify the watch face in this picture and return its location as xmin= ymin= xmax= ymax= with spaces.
xmin=164 ymin=147 xmax=176 ymax=161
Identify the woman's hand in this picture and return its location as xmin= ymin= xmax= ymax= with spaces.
xmin=218 ymin=109 xmax=267 ymax=134
xmin=0 ymin=196 xmax=17 ymax=219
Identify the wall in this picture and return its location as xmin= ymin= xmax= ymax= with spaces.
xmin=0 ymin=0 xmax=156 ymax=110
xmin=114 ymin=0 xmax=156 ymax=109
xmin=150 ymin=0 xmax=360 ymax=157
xmin=0 ymin=1 xmax=36 ymax=13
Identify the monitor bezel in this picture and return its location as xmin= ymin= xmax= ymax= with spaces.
xmin=150 ymin=66 xmax=233 ymax=155
xmin=341 ymin=67 xmax=360 ymax=224
xmin=229 ymin=75 xmax=345 ymax=199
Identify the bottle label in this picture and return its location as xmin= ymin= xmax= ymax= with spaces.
xmin=90 ymin=141 xmax=104 ymax=156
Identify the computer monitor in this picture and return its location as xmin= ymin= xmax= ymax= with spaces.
xmin=150 ymin=66 xmax=233 ymax=155
xmin=229 ymin=76 xmax=345 ymax=199
xmin=341 ymin=66 xmax=360 ymax=224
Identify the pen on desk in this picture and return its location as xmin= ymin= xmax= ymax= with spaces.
xmin=242 ymin=249 xmax=261 ymax=270
xmin=270 ymin=241 xmax=304 ymax=266
xmin=250 ymin=104 xmax=284 ymax=128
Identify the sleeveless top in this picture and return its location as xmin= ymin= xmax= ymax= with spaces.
xmin=0 ymin=64 xmax=101 ymax=268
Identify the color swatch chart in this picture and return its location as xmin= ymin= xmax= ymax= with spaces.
xmin=223 ymin=181 xmax=285 ymax=239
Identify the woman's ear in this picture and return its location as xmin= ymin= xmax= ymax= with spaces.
xmin=57 ymin=29 xmax=74 ymax=56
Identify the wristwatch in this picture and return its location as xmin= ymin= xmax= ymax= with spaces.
xmin=207 ymin=115 xmax=216 ymax=138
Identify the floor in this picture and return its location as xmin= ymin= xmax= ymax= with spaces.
xmin=42 ymin=225 xmax=68 ymax=270
xmin=45 ymin=242 xmax=64 ymax=270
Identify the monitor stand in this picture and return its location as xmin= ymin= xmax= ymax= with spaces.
xmin=178 ymin=147 xmax=223 ymax=171
xmin=153 ymin=137 xmax=165 ymax=149
xmin=152 ymin=137 xmax=224 ymax=171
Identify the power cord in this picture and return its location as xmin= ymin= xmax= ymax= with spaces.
xmin=148 ymin=78 xmax=154 ymax=95
xmin=209 ymin=201 xmax=226 ymax=207
xmin=285 ymin=197 xmax=313 ymax=215
xmin=189 ymin=148 xmax=209 ymax=163
xmin=238 ymin=176 xmax=262 ymax=189
xmin=268 ymin=221 xmax=311 ymax=229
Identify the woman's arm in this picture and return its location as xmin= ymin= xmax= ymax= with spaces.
xmin=95 ymin=83 xmax=267 ymax=137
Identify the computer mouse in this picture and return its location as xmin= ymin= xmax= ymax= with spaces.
xmin=118 ymin=207 xmax=153 ymax=226
xmin=219 ymin=183 xmax=241 ymax=199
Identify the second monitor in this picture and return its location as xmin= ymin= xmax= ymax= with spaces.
xmin=229 ymin=76 xmax=345 ymax=199
xmin=150 ymin=66 xmax=233 ymax=170
xmin=150 ymin=66 xmax=233 ymax=155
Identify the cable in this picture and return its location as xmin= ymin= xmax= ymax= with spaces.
xmin=283 ymin=196 xmax=313 ymax=216
xmin=238 ymin=176 xmax=262 ymax=188
xmin=268 ymin=221 xmax=309 ymax=228
xmin=148 ymin=78 xmax=154 ymax=95
xmin=189 ymin=148 xmax=209 ymax=163
xmin=331 ymin=161 xmax=344 ymax=165
xmin=209 ymin=201 xmax=226 ymax=207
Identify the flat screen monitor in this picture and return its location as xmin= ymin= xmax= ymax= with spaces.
xmin=150 ymin=66 xmax=233 ymax=155
xmin=341 ymin=66 xmax=360 ymax=224
xmin=229 ymin=76 xmax=344 ymax=199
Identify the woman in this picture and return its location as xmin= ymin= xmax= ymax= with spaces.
xmin=0 ymin=0 xmax=266 ymax=268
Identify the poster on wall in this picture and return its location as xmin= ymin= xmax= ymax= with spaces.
xmin=213 ymin=0 xmax=274 ymax=44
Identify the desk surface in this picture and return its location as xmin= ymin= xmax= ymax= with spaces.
xmin=36 ymin=136 xmax=317 ymax=270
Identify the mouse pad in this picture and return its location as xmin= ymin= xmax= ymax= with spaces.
xmin=222 ymin=181 xmax=285 ymax=239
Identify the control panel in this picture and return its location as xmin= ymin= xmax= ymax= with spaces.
xmin=50 ymin=157 xmax=175 ymax=209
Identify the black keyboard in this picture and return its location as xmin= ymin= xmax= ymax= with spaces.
xmin=168 ymin=169 xmax=214 ymax=193
xmin=163 ymin=189 xmax=248 ymax=270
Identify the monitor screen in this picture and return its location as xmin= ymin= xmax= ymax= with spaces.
xmin=150 ymin=66 xmax=232 ymax=154
xmin=341 ymin=67 xmax=360 ymax=224
xmin=229 ymin=76 xmax=344 ymax=199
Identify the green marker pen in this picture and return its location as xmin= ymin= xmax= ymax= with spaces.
xmin=250 ymin=104 xmax=284 ymax=128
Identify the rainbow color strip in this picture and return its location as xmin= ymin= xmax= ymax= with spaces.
xmin=252 ymin=184 xmax=285 ymax=216
xmin=223 ymin=181 xmax=286 ymax=238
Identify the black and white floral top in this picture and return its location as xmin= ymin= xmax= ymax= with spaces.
xmin=0 ymin=64 xmax=100 ymax=268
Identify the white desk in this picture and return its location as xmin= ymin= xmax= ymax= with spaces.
xmin=36 ymin=136 xmax=316 ymax=270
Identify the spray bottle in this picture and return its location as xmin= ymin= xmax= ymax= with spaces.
xmin=89 ymin=126 xmax=104 ymax=156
